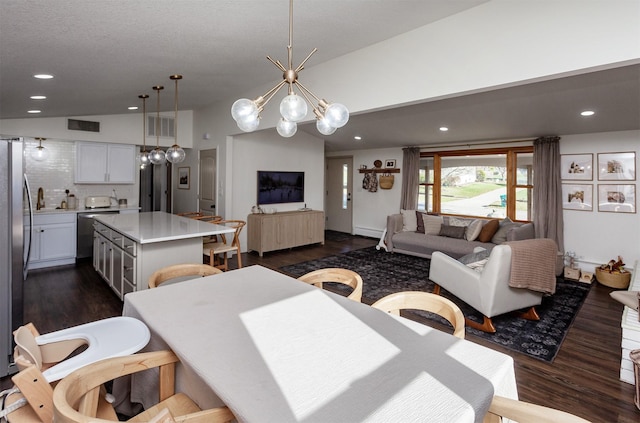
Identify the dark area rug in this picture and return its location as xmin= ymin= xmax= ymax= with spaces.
xmin=280 ymin=247 xmax=592 ymax=362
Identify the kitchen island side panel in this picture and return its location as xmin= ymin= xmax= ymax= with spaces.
xmin=135 ymin=238 xmax=203 ymax=292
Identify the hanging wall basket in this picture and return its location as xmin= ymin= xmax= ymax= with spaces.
xmin=379 ymin=173 xmax=394 ymax=189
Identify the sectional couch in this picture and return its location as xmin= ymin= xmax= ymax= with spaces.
xmin=383 ymin=210 xmax=535 ymax=259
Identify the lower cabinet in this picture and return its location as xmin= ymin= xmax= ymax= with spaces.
xmin=247 ymin=210 xmax=324 ymax=256
xmin=27 ymin=213 xmax=77 ymax=270
xmin=93 ymin=222 xmax=137 ymax=300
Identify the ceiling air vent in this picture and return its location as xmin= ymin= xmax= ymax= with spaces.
xmin=68 ymin=119 xmax=100 ymax=132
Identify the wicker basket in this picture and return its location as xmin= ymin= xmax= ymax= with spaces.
xmin=595 ymin=267 xmax=631 ymax=289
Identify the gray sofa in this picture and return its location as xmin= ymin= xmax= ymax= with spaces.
xmin=384 ymin=213 xmax=535 ymax=259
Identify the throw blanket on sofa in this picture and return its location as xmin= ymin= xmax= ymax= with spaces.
xmin=504 ymin=238 xmax=557 ymax=294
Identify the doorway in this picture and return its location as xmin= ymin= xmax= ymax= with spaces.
xmin=139 ymin=162 xmax=171 ymax=212
xmin=199 ymin=149 xmax=217 ymax=215
xmin=325 ymin=156 xmax=353 ymax=233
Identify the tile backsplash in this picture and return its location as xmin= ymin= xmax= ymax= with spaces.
xmin=25 ymin=139 xmax=139 ymax=209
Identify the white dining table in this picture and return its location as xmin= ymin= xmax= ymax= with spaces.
xmin=121 ymin=265 xmax=518 ymax=423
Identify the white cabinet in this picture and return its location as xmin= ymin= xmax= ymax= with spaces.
xmin=93 ymin=221 xmax=138 ymax=300
xmin=75 ymin=142 xmax=136 ymax=184
xmin=27 ymin=214 xmax=77 ymax=270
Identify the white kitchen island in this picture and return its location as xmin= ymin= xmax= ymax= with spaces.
xmin=93 ymin=211 xmax=234 ymax=299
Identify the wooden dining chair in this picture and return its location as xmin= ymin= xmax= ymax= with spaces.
xmin=203 ymin=220 xmax=246 ymax=271
xmin=52 ymin=350 xmax=236 ymax=423
xmin=371 ymin=291 xmax=466 ymax=339
xmin=193 ymin=214 xmax=224 ymax=243
xmin=148 ymin=263 xmax=223 ymax=288
xmin=176 ymin=211 xmax=204 ymax=218
xmin=483 ymin=395 xmax=592 ymax=423
xmin=297 ymin=268 xmax=364 ymax=302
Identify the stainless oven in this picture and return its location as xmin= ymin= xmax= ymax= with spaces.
xmin=77 ymin=210 xmax=119 ymax=259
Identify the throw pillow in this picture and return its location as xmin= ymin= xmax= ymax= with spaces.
xmin=448 ymin=216 xmax=473 ymax=227
xmin=416 ymin=211 xmax=425 ymax=233
xmin=401 ymin=209 xmax=417 ymax=232
xmin=423 ymin=214 xmax=444 ymax=235
xmin=438 ymin=224 xmax=466 ymax=239
xmin=491 ymin=217 xmax=517 ymax=244
xmin=458 ymin=249 xmax=491 ymax=264
xmin=458 ymin=249 xmax=491 ymax=273
xmin=465 ymin=219 xmax=484 ymax=241
xmin=477 ymin=219 xmax=499 ymax=242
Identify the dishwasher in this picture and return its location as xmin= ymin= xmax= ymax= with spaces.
xmin=77 ymin=211 xmax=119 ymax=259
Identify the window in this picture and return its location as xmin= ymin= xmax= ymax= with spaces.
xmin=418 ymin=147 xmax=533 ymax=221
xmin=342 ymin=164 xmax=349 ymax=209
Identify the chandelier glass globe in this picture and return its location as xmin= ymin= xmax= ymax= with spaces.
xmin=324 ymin=103 xmax=349 ymax=128
xmin=237 ymin=114 xmax=260 ymax=132
xmin=280 ymin=93 xmax=308 ymax=122
xmin=276 ymin=118 xmax=297 ymax=137
xmin=316 ymin=116 xmax=336 ymax=136
xmin=231 ymin=99 xmax=259 ymax=123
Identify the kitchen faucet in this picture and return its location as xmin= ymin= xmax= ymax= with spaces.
xmin=36 ymin=187 xmax=45 ymax=210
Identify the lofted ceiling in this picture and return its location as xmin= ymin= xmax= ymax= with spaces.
xmin=1 ymin=0 xmax=638 ymax=152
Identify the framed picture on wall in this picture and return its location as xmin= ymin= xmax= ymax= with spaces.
xmin=560 ymin=154 xmax=593 ymax=180
xmin=385 ymin=159 xmax=396 ymax=168
xmin=562 ymin=184 xmax=593 ymax=211
xmin=597 ymin=152 xmax=636 ymax=181
xmin=597 ymin=184 xmax=636 ymax=213
xmin=178 ymin=167 xmax=190 ymax=189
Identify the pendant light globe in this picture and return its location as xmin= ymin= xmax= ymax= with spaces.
xmin=149 ymin=148 xmax=166 ymax=165
xmin=276 ymin=118 xmax=297 ymax=137
xmin=231 ymin=98 xmax=259 ymax=123
xmin=166 ymin=145 xmax=186 ymax=163
xmin=32 ymin=137 xmax=48 ymax=161
xmin=316 ymin=116 xmax=336 ymax=136
xmin=280 ymin=93 xmax=308 ymax=122
xmin=323 ymin=102 xmax=349 ymax=128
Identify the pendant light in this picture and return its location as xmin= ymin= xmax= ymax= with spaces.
xmin=149 ymin=85 xmax=166 ymax=165
xmin=136 ymin=94 xmax=150 ymax=169
xmin=31 ymin=137 xmax=49 ymax=161
xmin=166 ymin=74 xmax=186 ymax=163
xmin=230 ymin=0 xmax=348 ymax=138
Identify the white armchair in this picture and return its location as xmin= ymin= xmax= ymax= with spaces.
xmin=429 ymin=244 xmax=548 ymax=333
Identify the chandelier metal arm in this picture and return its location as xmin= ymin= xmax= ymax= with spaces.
xmin=294 ymin=79 xmax=323 ymax=107
xmin=257 ymin=79 xmax=288 ymax=110
xmin=294 ymin=48 xmax=317 ymax=74
xmin=267 ymin=56 xmax=287 ymax=73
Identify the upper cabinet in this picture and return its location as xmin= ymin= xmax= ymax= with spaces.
xmin=75 ymin=142 xmax=136 ymax=184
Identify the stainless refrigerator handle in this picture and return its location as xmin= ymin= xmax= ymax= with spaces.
xmin=23 ymin=174 xmax=33 ymax=280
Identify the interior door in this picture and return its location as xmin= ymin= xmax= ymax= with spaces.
xmin=325 ymin=156 xmax=353 ymax=233
xmin=199 ymin=149 xmax=217 ymax=215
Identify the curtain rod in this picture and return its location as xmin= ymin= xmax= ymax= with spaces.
xmin=413 ymin=137 xmax=536 ymax=150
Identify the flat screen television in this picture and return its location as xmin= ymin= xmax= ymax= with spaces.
xmin=257 ymin=170 xmax=304 ymax=205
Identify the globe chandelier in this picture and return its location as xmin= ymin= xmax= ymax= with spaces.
xmin=149 ymin=85 xmax=166 ymax=165
xmin=231 ymin=0 xmax=349 ymax=138
xmin=166 ymin=74 xmax=186 ymax=163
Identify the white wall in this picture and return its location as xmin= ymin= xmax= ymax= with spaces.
xmin=327 ymin=148 xmax=403 ymax=238
xmin=231 ymin=130 xmax=325 ymax=251
xmin=560 ymin=130 xmax=639 ymax=271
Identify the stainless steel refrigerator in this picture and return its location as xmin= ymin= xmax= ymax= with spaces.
xmin=1 ymin=137 xmax=33 ymax=377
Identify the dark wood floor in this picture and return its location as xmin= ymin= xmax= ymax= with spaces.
xmin=2 ymin=234 xmax=637 ymax=422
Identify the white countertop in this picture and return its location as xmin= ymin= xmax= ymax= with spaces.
xmin=94 ymin=211 xmax=234 ymax=244
xmin=30 ymin=206 xmax=140 ymax=215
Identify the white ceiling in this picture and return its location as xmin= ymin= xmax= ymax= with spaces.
xmin=1 ymin=0 xmax=638 ymax=152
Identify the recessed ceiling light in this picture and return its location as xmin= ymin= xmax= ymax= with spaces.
xmin=30 ymin=95 xmax=47 ymax=100
xmin=128 ymin=106 xmax=139 ymax=110
xmin=354 ymin=136 xmax=362 ymax=141
xmin=580 ymin=110 xmax=595 ymax=116
xmin=439 ymin=127 xmax=449 ymax=132
xmin=33 ymin=74 xmax=54 ymax=79
xmin=27 ymin=110 xmax=41 ymax=114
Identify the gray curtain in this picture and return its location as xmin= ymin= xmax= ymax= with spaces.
xmin=400 ymin=147 xmax=420 ymax=210
xmin=533 ymin=136 xmax=564 ymax=253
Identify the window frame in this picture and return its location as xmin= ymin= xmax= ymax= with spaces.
xmin=419 ymin=146 xmax=534 ymax=222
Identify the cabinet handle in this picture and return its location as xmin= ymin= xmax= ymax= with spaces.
xmin=125 ymin=245 xmax=134 ymax=250
xmin=112 ymin=237 xmax=122 ymax=241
